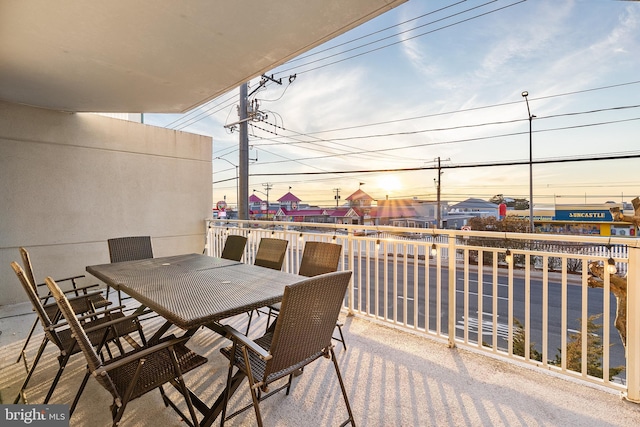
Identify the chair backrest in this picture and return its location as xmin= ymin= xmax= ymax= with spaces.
xmin=264 ymin=270 xmax=352 ymax=379
xmin=19 ymin=247 xmax=40 ymax=297
xmin=298 ymin=241 xmax=342 ymax=277
xmin=221 ymin=235 xmax=247 ymax=261
xmin=44 ymin=277 xmax=119 ymax=398
xmin=108 ymin=236 xmax=153 ymax=263
xmin=11 ymin=262 xmax=63 ymax=349
xmin=254 ymin=238 xmax=288 ymax=270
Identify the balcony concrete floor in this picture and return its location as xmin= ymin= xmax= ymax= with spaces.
xmin=1 ymin=300 xmax=639 ymax=427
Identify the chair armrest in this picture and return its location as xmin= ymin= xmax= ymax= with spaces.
xmin=47 ymin=274 xmax=86 ymax=283
xmin=36 ymin=275 xmax=86 ymax=290
xmin=38 ymin=283 xmax=100 ymax=302
xmin=82 ymin=311 xmax=145 ymax=334
xmin=49 ymin=306 xmax=151 ymax=331
xmin=222 ymin=324 xmax=271 ymax=360
xmin=74 ymin=305 xmax=126 ymax=322
xmin=42 ymin=290 xmax=105 ymax=310
xmin=93 ymin=336 xmax=192 ymax=375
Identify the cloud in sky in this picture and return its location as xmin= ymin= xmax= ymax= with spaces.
xmin=146 ymin=0 xmax=640 ymax=206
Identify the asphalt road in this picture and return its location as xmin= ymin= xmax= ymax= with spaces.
xmin=350 ymin=258 xmax=626 ymax=381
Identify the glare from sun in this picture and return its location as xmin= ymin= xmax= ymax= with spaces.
xmin=378 ymin=175 xmax=402 ymax=194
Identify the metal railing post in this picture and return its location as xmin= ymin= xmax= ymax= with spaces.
xmin=448 ymin=235 xmax=457 ymax=348
xmin=347 ymin=234 xmax=355 ymax=316
xmin=626 ymin=245 xmax=640 ymax=402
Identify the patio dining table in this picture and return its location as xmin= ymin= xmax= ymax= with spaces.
xmin=86 ymin=252 xmax=303 ymax=426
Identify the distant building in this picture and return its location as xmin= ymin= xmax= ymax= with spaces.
xmin=374 ymin=198 xmax=444 ymax=228
xmin=507 ymin=203 xmax=637 ymax=237
xmin=345 ymin=189 xmax=373 ymax=208
xmin=448 ymin=198 xmax=500 ymax=217
xmin=249 ymin=194 xmax=278 ymax=220
xmin=278 ymin=191 xmax=301 ymax=210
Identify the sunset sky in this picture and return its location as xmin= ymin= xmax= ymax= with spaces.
xmin=146 ymin=0 xmax=640 ymax=209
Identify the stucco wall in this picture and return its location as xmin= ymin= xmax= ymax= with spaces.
xmin=0 ymin=101 xmax=212 ymax=306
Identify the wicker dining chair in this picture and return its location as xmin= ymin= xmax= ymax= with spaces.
xmin=220 ymin=235 xmax=247 ymax=261
xmin=245 ymin=237 xmax=289 ymax=334
xmin=11 ymin=262 xmax=145 ymax=405
xmin=253 ymin=237 xmax=288 ymax=270
xmin=263 ymin=241 xmax=348 ymax=348
xmin=45 ymin=276 xmax=207 ymax=427
xmin=219 ymin=271 xmax=355 ymax=427
xmin=107 ymin=236 xmax=154 ymax=305
xmin=107 ymin=236 xmax=154 ymax=263
xmin=15 ymin=247 xmax=112 ymax=369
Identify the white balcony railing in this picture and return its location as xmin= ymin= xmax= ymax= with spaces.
xmin=206 ymin=219 xmax=640 ymax=403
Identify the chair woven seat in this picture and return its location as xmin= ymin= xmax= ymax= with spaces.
xmin=106 ymin=336 xmax=207 ymax=402
xmin=219 ymin=271 xmax=355 ymax=427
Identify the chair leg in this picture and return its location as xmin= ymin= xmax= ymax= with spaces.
xmin=330 ymin=348 xmax=356 ymax=427
xmin=241 ymin=346 xmax=264 ymax=427
xmin=168 ymin=346 xmax=200 ymax=427
xmin=16 ymin=318 xmax=39 ymax=367
xmin=111 ymin=402 xmax=125 ymax=427
xmin=13 ymin=338 xmax=49 ymax=404
xmin=285 ymin=373 xmax=294 ymax=395
xmin=245 ymin=310 xmax=254 ymax=336
xmin=44 ymin=353 xmax=71 ymax=403
xmin=70 ymin=371 xmax=91 ymax=416
xmin=334 ymin=323 xmax=347 ymax=350
xmin=111 ymin=359 xmax=144 ymax=426
xmin=221 ymin=344 xmax=264 ymax=427
xmin=220 ymin=344 xmax=238 ymax=427
xmin=104 ymin=285 xmax=112 ymax=304
xmin=159 ymin=385 xmax=170 ymax=407
xmin=264 ymin=308 xmax=272 ymax=334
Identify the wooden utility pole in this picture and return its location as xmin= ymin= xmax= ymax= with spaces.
xmin=238 ymin=82 xmax=249 ymax=220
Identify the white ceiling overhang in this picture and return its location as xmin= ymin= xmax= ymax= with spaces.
xmin=0 ymin=0 xmax=406 ymax=113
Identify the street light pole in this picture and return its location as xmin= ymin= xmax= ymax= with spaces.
xmin=522 ymin=91 xmax=535 ymax=233
xmin=214 ymin=157 xmax=238 ymax=211
xmin=253 ymin=183 xmax=272 ymax=220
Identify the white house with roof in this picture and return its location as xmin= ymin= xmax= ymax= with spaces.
xmin=448 ymin=198 xmax=500 ymax=217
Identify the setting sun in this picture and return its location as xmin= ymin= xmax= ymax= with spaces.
xmin=378 ymin=174 xmax=402 ymax=194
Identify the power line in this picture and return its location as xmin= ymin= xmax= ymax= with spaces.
xmin=249 ymin=151 xmax=640 ymax=177
xmin=165 ymin=91 xmax=238 ymax=129
xmin=249 ymin=122 xmax=417 ymax=163
xmin=249 ymin=95 xmax=640 ymax=147
xmin=286 ymin=0 xmax=469 ymax=65
xmin=274 ymin=1 xmax=525 ymax=77
xmin=249 ymin=116 xmax=640 ymax=165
